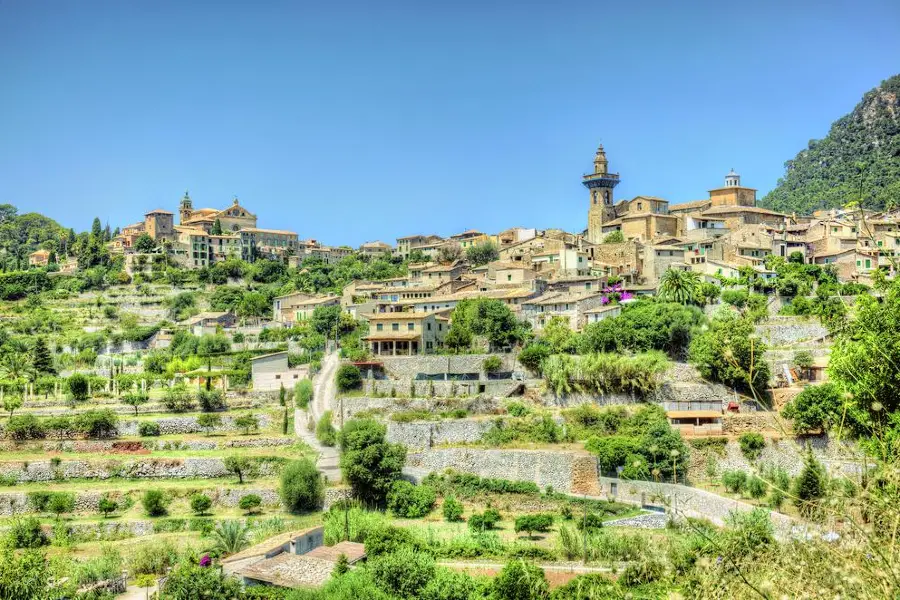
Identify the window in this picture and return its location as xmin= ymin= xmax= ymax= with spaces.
xmin=392 ymin=323 xmax=399 ymax=331
xmin=507 ymin=274 xmax=512 ymax=281
xmin=376 ymin=323 xmax=383 ymax=331
xmin=637 ymin=202 xmax=643 ymax=211
xmin=427 ymin=323 xmax=431 ymax=331
xmin=865 ymin=259 xmax=871 ymax=269
xmin=275 ymin=374 xmax=281 ymax=380
xmin=832 ymin=227 xmax=838 ymax=233
xmin=438 ymin=323 xmax=443 ymax=331
xmin=407 ymin=323 xmax=414 ymax=331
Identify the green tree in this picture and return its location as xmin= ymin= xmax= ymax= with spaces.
xmin=122 ymin=392 xmax=149 ymax=416
xmin=197 ymin=413 xmax=222 ymax=436
xmin=236 ymin=291 xmax=270 ymax=318
xmin=339 ymin=418 xmax=406 ymax=506
xmin=602 ymin=230 xmax=624 ymax=243
xmin=210 ymin=520 xmax=251 ymax=556
xmin=161 ymin=561 xmax=243 ymax=598
xmin=295 ymin=378 xmax=313 ymax=408
xmin=211 ymin=218 xmax=223 ymax=235
xmin=451 ymin=298 xmax=528 ymax=350
xmin=223 ymin=455 xmax=258 ymax=484
xmin=514 ymin=514 xmax=554 ymax=538
xmin=98 ymin=494 xmax=117 ymax=518
xmin=238 ymin=494 xmax=262 ymax=515
xmin=465 ymin=241 xmax=499 ymax=266
xmin=793 ymin=449 xmax=827 ymax=518
xmin=782 ymin=383 xmax=844 ymax=434
xmin=279 ymin=458 xmax=324 ymax=513
xmin=316 ymin=411 xmax=337 ymax=446
xmin=47 ymin=492 xmax=75 ymax=520
xmin=518 ymin=343 xmax=550 ymax=374
xmin=689 ymin=311 xmax=770 ymax=397
xmin=142 ymin=489 xmax=168 ymax=517
xmin=442 ymin=496 xmax=463 ymax=522
xmin=336 ymin=364 xmax=362 ymax=392
xmin=657 ymin=268 xmax=701 ymax=304
xmin=189 ymin=493 xmax=213 ymax=516
xmin=30 ymin=337 xmax=54 ymax=375
xmin=3 ymin=395 xmax=22 ymax=418
xmin=234 ymin=413 xmax=259 ymax=435
xmin=134 ymin=234 xmax=156 ymax=253
xmin=443 ymin=325 xmax=472 ymax=352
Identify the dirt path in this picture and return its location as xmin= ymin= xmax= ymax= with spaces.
xmin=295 ymin=350 xmax=341 ymax=481
xmin=117 ymin=584 xmax=155 ymax=599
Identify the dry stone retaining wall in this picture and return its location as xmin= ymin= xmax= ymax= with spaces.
xmin=340 ymin=396 xmax=502 ymax=421
xmin=0 ymin=457 xmax=281 ymax=483
xmin=378 ymin=354 xmax=518 ymax=380
xmin=386 ymin=420 xmax=494 ymax=450
xmin=755 ymin=318 xmax=828 ymax=347
xmin=405 ymin=448 xmax=600 ymax=495
xmin=365 ymin=379 xmax=520 ymax=399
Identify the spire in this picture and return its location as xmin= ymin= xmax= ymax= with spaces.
xmin=593 ymin=144 xmax=608 ymax=175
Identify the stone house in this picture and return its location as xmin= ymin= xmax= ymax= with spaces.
xmin=358 ymin=240 xmax=393 ymax=258
xmin=250 ymin=351 xmax=309 ymax=391
xmin=28 ymin=249 xmax=51 ymax=267
xmin=395 ymin=234 xmax=444 ymax=260
xmin=531 ymin=248 xmax=590 ymax=278
xmin=584 ymin=304 xmax=622 ymax=325
xmin=240 ymin=228 xmax=299 ymax=262
xmin=449 ymin=229 xmax=491 ymax=249
xmin=273 ymin=293 xmax=340 ymax=325
xmin=186 ymin=311 xmax=236 ymax=335
xmin=520 ymin=290 xmax=607 ymax=331
xmin=640 ymin=244 xmax=686 ymax=284
xmin=362 ymin=312 xmax=447 ymax=355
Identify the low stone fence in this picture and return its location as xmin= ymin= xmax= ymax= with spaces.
xmin=378 ymin=354 xmax=519 ymax=380
xmin=722 ymin=412 xmax=784 ymax=435
xmin=405 ymin=448 xmax=600 ymax=495
xmin=0 ymin=436 xmax=294 ymax=454
xmin=364 ymin=379 xmax=521 ymax=399
xmin=0 ymin=456 xmax=282 ymax=483
xmin=21 ymin=396 xmax=277 ymax=414
xmin=386 ymin=420 xmax=494 ymax=450
xmin=340 ymin=396 xmax=503 ymax=421
xmin=596 ymin=476 xmax=799 ymax=538
xmin=116 ymin=413 xmax=275 ymax=436
xmin=755 ymin=318 xmax=829 ymax=347
xmin=323 ymin=487 xmax=353 ymax=511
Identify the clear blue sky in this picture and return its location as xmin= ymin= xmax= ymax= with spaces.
xmin=1 ymin=1 xmax=898 ymax=246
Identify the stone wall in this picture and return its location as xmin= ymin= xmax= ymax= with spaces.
xmin=364 ymin=379 xmax=521 ymax=399
xmin=0 ymin=436 xmax=293 ymax=454
xmin=755 ymin=318 xmax=828 ymax=347
xmin=689 ymin=435 xmax=865 ymax=481
xmin=323 ymin=487 xmax=353 ymax=511
xmin=386 ymin=420 xmax=494 ymax=450
xmin=116 ymin=413 xmax=274 ymax=436
xmin=377 ymin=354 xmax=519 ymax=380
xmin=722 ymin=412 xmax=784 ymax=435
xmin=340 ymin=396 xmax=503 ymax=421
xmin=596 ymin=476 xmax=800 ymax=539
xmin=0 ymin=456 xmax=282 ymax=483
xmin=404 ymin=448 xmax=600 ymax=495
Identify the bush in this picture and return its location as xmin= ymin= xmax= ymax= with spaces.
xmin=721 ymin=289 xmax=749 ymax=308
xmin=506 ymin=401 xmax=530 ymax=418
xmin=239 ymin=494 xmax=263 ymax=515
xmin=234 ymin=413 xmax=259 ymax=435
xmin=224 ymin=455 xmax=258 ymax=484
xmin=782 ymin=382 xmax=844 ymax=434
xmin=575 ymin=512 xmax=605 ymax=532
xmin=492 ymin=559 xmax=549 ymax=600
xmin=619 ymin=556 xmax=665 ymax=587
xmin=295 ymin=378 xmax=313 ymax=409
xmin=368 ymin=545 xmax=435 ymax=598
xmin=73 ymin=409 xmax=118 ymax=438
xmin=514 ymin=513 xmax=554 ymax=538
xmin=127 ymin=539 xmax=179 ymax=575
xmin=746 ymin=475 xmax=768 ymax=500
xmin=138 ymin=421 xmax=161 ymax=437
xmin=5 ymin=414 xmax=45 ymax=440
xmin=142 ymin=489 xmax=168 ymax=517
xmin=518 ymin=343 xmax=550 ymax=374
xmin=482 ymin=355 xmax=502 ymax=373
xmin=279 ymin=458 xmax=324 ymax=513
xmin=364 ymin=525 xmax=421 ymax=557
xmin=197 ymin=389 xmax=226 ymax=412
xmin=162 ymin=385 xmax=195 ymax=412
xmin=468 ymin=508 xmax=501 ymax=531
xmin=67 ymin=373 xmax=90 ymax=402
xmin=197 ymin=412 xmax=222 ymax=435
xmin=336 ymin=364 xmax=362 ymax=392
xmin=8 ymin=517 xmax=47 ymax=548
xmin=47 ymin=492 xmax=75 ymax=518
xmin=387 ymin=480 xmax=436 ymax=518
xmin=443 ymin=496 xmax=464 ymax=522
xmin=739 ymin=432 xmax=766 ymax=461
xmin=190 ymin=494 xmax=212 ymax=516
xmin=722 ymin=470 xmax=747 ymax=494
xmin=316 ymin=411 xmax=337 ymax=446
xmin=98 ymin=494 xmax=118 ymax=517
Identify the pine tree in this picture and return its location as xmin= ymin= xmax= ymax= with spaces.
xmin=211 ymin=218 xmax=223 ymax=235
xmin=793 ymin=448 xmax=827 ymax=518
xmin=91 ymin=217 xmax=102 ymax=238
xmin=103 ymin=223 xmax=112 ymax=242
xmin=32 ymin=337 xmax=54 ymax=375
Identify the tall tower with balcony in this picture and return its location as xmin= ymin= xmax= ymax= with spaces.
xmin=582 ymin=144 xmax=621 ymax=243
xmin=179 ymin=191 xmax=193 ymax=225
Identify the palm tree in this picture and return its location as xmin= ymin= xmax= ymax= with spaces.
xmin=658 ymin=268 xmax=701 ymax=305
xmin=0 ymin=352 xmax=35 ymax=389
xmin=210 ymin=520 xmax=250 ymax=556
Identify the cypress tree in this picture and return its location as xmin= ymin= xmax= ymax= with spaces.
xmin=32 ymin=337 xmax=54 ymax=374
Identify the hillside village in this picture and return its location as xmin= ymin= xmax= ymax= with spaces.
xmin=0 ymin=143 xmax=897 ymax=599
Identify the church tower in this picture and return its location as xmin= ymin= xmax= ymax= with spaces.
xmin=179 ymin=191 xmax=193 ymax=225
xmin=582 ymin=144 xmax=621 ymax=243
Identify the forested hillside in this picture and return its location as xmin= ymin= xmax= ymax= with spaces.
xmin=0 ymin=204 xmax=70 ymax=270
xmin=761 ymin=74 xmax=900 ymax=214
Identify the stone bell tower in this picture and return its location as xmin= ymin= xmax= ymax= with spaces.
xmin=582 ymin=144 xmax=621 ymax=243
xmin=179 ymin=191 xmax=193 ymax=225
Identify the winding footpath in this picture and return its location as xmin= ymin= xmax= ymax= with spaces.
xmin=295 ymin=350 xmax=341 ymax=481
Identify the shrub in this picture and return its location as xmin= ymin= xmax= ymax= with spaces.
xmin=47 ymin=492 xmax=75 ymax=519
xmin=162 ymin=385 xmax=195 ymax=412
xmin=197 ymin=412 xmax=222 ymax=436
xmin=316 ymin=411 xmax=337 ymax=446
xmin=793 ymin=350 xmax=814 ymax=370
xmin=295 ymin=378 xmax=313 ymax=409
xmin=142 ymin=489 xmax=168 ymax=517
xmin=739 ymin=432 xmax=766 ymax=461
xmin=368 ymin=545 xmax=435 ymax=599
xmin=8 ymin=517 xmax=47 ymax=548
xmin=575 ymin=513 xmax=605 ymax=532
xmin=190 ymin=494 xmax=212 ymax=516
xmin=239 ymin=494 xmax=263 ymax=515
xmin=138 ymin=421 xmax=161 ymax=437
xmin=336 ymin=364 xmax=362 ymax=392
xmin=127 ymin=539 xmax=179 ymax=575
xmin=234 ymin=413 xmax=259 ymax=435
xmin=73 ymin=409 xmax=118 ymax=438
xmin=518 ymin=343 xmax=550 ymax=374
xmin=619 ymin=556 xmax=665 ymax=587
xmin=722 ymin=470 xmax=747 ymax=494
xmin=506 ymin=401 xmax=530 ymax=417
xmin=121 ymin=392 xmax=149 ymax=415
xmin=5 ymin=414 xmax=45 ymax=440
xmin=793 ymin=450 xmax=827 ymax=518
xmin=482 ymin=355 xmax=502 ymax=374
xmin=161 ymin=561 xmax=243 ymax=598
xmin=386 ymin=480 xmax=436 ymax=518
xmin=197 ymin=389 xmax=226 ymax=412
xmin=514 ymin=513 xmax=554 ymax=538
xmin=781 ymin=382 xmax=844 ymax=434
xmin=721 ymin=289 xmax=749 ymax=308
xmin=746 ymin=475 xmax=768 ymax=500
xmin=443 ymin=496 xmax=464 ymax=522
xmin=279 ymin=458 xmax=324 ymax=513
xmin=67 ymin=373 xmax=90 ymax=402
xmin=364 ymin=525 xmax=421 ymax=557
xmin=468 ymin=508 xmax=501 ymax=532
xmin=98 ymin=494 xmax=117 ymax=517
xmin=542 ymin=351 xmax=669 ymax=397
xmin=492 ymin=559 xmax=549 ymax=600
